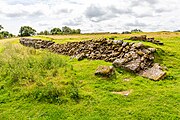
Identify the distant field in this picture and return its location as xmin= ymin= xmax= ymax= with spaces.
xmin=32 ymin=32 xmax=180 ymax=44
xmin=0 ymin=32 xmax=180 ymax=120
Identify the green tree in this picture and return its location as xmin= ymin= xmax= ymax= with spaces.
xmin=44 ymin=30 xmax=50 ymax=35
xmin=0 ymin=31 xmax=15 ymax=39
xmin=38 ymin=30 xmax=50 ymax=35
xmin=131 ymin=29 xmax=143 ymax=32
xmin=174 ymin=30 xmax=180 ymax=32
xmin=50 ymin=28 xmax=61 ymax=35
xmin=0 ymin=25 xmax=15 ymax=39
xmin=71 ymin=29 xmax=76 ymax=34
xmin=19 ymin=26 xmax=36 ymax=37
xmin=62 ymin=26 xmax=72 ymax=34
xmin=1 ymin=31 xmax=9 ymax=38
xmin=38 ymin=31 xmax=44 ymax=35
xmin=0 ymin=25 xmax=3 ymax=31
xmin=75 ymin=29 xmax=81 ymax=34
xmin=122 ymin=31 xmax=131 ymax=34
xmin=131 ymin=29 xmax=143 ymax=33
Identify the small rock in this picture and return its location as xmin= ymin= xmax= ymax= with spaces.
xmin=132 ymin=42 xmax=144 ymax=48
xmin=95 ymin=66 xmax=115 ymax=77
xmin=113 ymin=40 xmax=123 ymax=45
xmin=123 ymin=58 xmax=141 ymax=72
xmin=148 ymin=48 xmax=156 ymax=53
xmin=113 ymin=58 xmax=127 ymax=67
xmin=122 ymin=42 xmax=128 ymax=47
xmin=137 ymin=51 xmax=144 ymax=56
xmin=113 ymin=58 xmax=141 ymax=72
xmin=75 ymin=53 xmax=86 ymax=61
xmin=111 ymin=90 xmax=132 ymax=96
xmin=123 ymin=78 xmax=131 ymax=82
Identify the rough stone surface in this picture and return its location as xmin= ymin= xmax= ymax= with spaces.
xmin=19 ymin=38 xmax=166 ymax=80
xmin=20 ymin=38 xmax=54 ymax=49
xmin=95 ymin=66 xmax=115 ymax=77
xmin=139 ymin=63 xmax=166 ymax=80
xmin=126 ymin=35 xmax=163 ymax=45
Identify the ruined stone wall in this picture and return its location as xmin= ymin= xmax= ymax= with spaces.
xmin=125 ymin=35 xmax=164 ymax=45
xmin=19 ymin=38 xmax=166 ymax=80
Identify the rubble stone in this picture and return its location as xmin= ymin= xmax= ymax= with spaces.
xmin=126 ymin=35 xmax=164 ymax=45
xmin=95 ymin=66 xmax=115 ymax=77
xmin=139 ymin=63 xmax=166 ymax=80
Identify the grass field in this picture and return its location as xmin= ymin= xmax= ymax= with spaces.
xmin=0 ymin=32 xmax=180 ymax=119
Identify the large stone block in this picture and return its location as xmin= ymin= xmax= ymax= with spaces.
xmin=139 ymin=63 xmax=166 ymax=80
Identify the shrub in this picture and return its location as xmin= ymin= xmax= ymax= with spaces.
xmin=30 ymin=82 xmax=65 ymax=104
xmin=0 ymin=43 xmax=80 ymax=104
xmin=0 ymin=44 xmax=67 ymax=85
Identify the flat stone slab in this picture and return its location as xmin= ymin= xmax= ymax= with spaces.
xmin=111 ymin=90 xmax=132 ymax=96
xmin=139 ymin=63 xmax=166 ymax=80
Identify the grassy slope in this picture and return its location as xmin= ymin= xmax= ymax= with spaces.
xmin=0 ymin=32 xmax=180 ymax=120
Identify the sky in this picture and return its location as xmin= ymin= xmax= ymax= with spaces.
xmin=0 ymin=0 xmax=180 ymax=35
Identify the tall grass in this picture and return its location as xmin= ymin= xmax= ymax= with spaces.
xmin=0 ymin=43 xmax=80 ymax=104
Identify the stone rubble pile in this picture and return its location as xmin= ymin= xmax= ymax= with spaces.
xmin=125 ymin=35 xmax=164 ymax=45
xmin=19 ymin=38 xmax=166 ymax=80
xmin=20 ymin=38 xmax=55 ymax=49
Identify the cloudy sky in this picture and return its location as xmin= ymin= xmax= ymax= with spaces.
xmin=0 ymin=0 xmax=180 ymax=35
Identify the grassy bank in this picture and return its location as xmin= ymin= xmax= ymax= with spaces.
xmin=0 ymin=32 xmax=180 ymax=119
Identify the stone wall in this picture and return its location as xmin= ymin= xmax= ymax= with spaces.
xmin=20 ymin=38 xmax=55 ymax=49
xmin=19 ymin=38 xmax=166 ymax=80
xmin=124 ymin=35 xmax=164 ymax=45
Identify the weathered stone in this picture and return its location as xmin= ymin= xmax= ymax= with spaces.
xmin=148 ymin=48 xmax=156 ymax=53
xmin=129 ymin=51 xmax=138 ymax=59
xmin=125 ymin=35 xmax=163 ymax=45
xmin=129 ymin=35 xmax=146 ymax=41
xmin=129 ymin=42 xmax=134 ymax=46
xmin=148 ymin=54 xmax=155 ymax=60
xmin=132 ymin=42 xmax=144 ymax=48
xmin=75 ymin=53 xmax=86 ymax=61
xmin=142 ymin=48 xmax=151 ymax=54
xmin=123 ymin=58 xmax=141 ymax=72
xmin=113 ymin=57 xmax=141 ymax=72
xmin=122 ymin=42 xmax=128 ymax=47
xmin=113 ymin=40 xmax=123 ymax=45
xmin=95 ymin=66 xmax=115 ymax=77
xmin=124 ymin=53 xmax=132 ymax=58
xmin=123 ymin=78 xmax=131 ymax=82
xmin=139 ymin=63 xmax=166 ymax=80
xmin=113 ymin=58 xmax=127 ymax=67
xmin=140 ymin=62 xmax=145 ymax=69
xmin=111 ymin=52 xmax=120 ymax=57
xmin=111 ymin=90 xmax=132 ymax=96
xmin=137 ymin=50 xmax=144 ymax=56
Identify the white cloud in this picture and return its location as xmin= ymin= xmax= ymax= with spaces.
xmin=0 ymin=0 xmax=180 ymax=35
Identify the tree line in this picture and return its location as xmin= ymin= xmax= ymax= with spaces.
xmin=0 ymin=25 xmax=81 ymax=38
xmin=121 ymin=29 xmax=143 ymax=34
xmin=0 ymin=25 xmax=15 ymax=39
xmin=19 ymin=26 xmax=81 ymax=37
xmin=38 ymin=26 xmax=81 ymax=35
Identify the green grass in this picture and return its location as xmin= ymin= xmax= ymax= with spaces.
xmin=0 ymin=33 xmax=180 ymax=119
